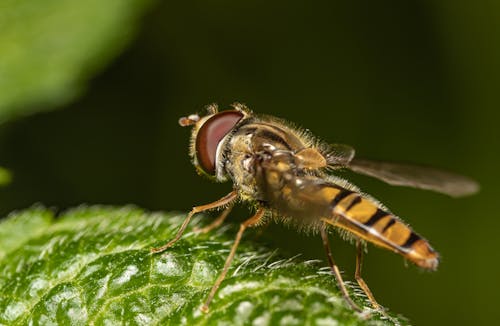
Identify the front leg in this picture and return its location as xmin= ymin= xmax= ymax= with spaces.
xmin=151 ymin=191 xmax=238 ymax=253
xmin=195 ymin=203 xmax=235 ymax=234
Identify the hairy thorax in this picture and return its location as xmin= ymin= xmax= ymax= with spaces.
xmin=223 ymin=117 xmax=312 ymax=202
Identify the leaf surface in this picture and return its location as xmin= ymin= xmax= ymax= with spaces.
xmin=0 ymin=206 xmax=405 ymax=325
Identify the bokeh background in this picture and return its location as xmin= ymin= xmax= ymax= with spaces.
xmin=1 ymin=1 xmax=499 ymax=325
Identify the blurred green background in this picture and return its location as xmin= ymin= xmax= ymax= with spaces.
xmin=0 ymin=1 xmax=498 ymax=325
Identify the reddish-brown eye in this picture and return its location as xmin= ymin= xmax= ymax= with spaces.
xmin=196 ymin=110 xmax=244 ymax=175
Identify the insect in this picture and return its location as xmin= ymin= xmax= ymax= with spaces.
xmin=151 ymin=103 xmax=478 ymax=313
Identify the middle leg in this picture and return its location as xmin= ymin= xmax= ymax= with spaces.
xmin=201 ymin=207 xmax=266 ymax=312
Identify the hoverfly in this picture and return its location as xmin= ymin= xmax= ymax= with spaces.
xmin=152 ymin=103 xmax=478 ymax=313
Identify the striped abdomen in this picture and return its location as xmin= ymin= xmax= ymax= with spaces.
xmin=253 ymin=147 xmax=439 ymax=270
xmin=320 ymin=186 xmax=439 ymax=270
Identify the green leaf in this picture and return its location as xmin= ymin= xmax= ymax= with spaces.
xmin=0 ymin=167 xmax=12 ymax=186
xmin=0 ymin=206 xmax=406 ymax=325
xmin=0 ymin=0 xmax=155 ymax=123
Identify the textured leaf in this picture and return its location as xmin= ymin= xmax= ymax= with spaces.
xmin=0 ymin=0 xmax=154 ymax=123
xmin=0 ymin=206 xmax=406 ymax=325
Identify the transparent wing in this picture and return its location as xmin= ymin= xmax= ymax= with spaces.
xmin=324 ymin=143 xmax=356 ymax=166
xmin=347 ymin=158 xmax=479 ymax=197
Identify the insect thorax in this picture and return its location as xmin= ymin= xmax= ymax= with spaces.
xmin=221 ymin=116 xmax=317 ymax=204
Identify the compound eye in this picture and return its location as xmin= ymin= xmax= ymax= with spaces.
xmin=196 ymin=110 xmax=244 ymax=175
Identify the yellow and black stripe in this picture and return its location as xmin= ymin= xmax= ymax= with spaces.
xmin=322 ymin=186 xmax=439 ymax=270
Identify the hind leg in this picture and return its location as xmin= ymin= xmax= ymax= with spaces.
xmin=320 ymin=227 xmax=362 ymax=312
xmin=355 ymin=240 xmax=381 ymax=310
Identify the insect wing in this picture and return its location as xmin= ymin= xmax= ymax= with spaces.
xmin=325 ymin=143 xmax=356 ymax=166
xmin=348 ymin=158 xmax=479 ymax=197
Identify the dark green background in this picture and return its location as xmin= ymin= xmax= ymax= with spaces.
xmin=1 ymin=1 xmax=498 ymax=325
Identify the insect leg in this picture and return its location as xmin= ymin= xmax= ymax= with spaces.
xmin=320 ymin=227 xmax=362 ymax=312
xmin=355 ymin=239 xmax=381 ymax=310
xmin=201 ymin=207 xmax=266 ymax=312
xmin=195 ymin=203 xmax=234 ymax=234
xmin=151 ymin=191 xmax=238 ymax=253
